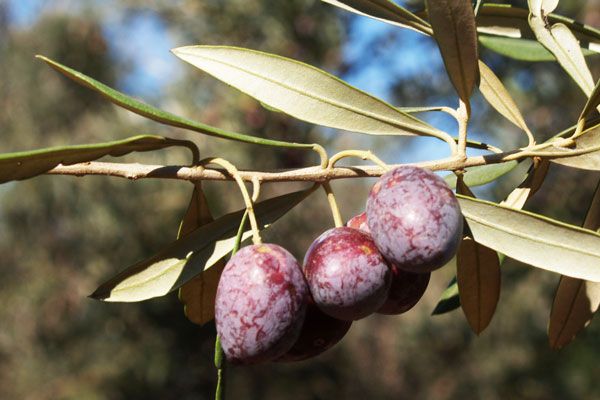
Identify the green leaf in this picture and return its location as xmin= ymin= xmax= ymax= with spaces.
xmin=457 ymin=195 xmax=600 ymax=282
xmin=425 ymin=0 xmax=479 ymax=103
xmin=321 ymin=0 xmax=431 ymax=35
xmin=457 ymin=236 xmax=501 ymax=334
xmin=476 ymin=4 xmax=600 ymax=54
xmin=478 ymin=61 xmax=532 ymax=140
xmin=0 ymin=135 xmax=195 ymax=184
xmin=479 ymin=36 xmax=560 ymax=62
xmin=37 ymin=55 xmax=313 ymax=150
xmin=579 ymin=78 xmax=600 ymax=121
xmin=171 ymin=46 xmax=446 ymax=140
xmin=90 ymin=186 xmax=317 ymax=302
xmin=549 ymin=125 xmax=600 ymax=171
xmin=431 ymin=275 xmax=461 ymax=315
xmin=529 ymin=19 xmax=595 ymax=96
xmin=548 ymin=180 xmax=600 ymax=349
xmin=444 ymin=161 xmax=519 ymax=189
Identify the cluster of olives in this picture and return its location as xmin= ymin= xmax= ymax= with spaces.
xmin=215 ymin=166 xmax=463 ymax=364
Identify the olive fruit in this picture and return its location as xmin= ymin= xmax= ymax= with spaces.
xmin=348 ymin=212 xmax=430 ymax=314
xmin=215 ymin=243 xmax=308 ymax=365
xmin=278 ymin=299 xmax=352 ymax=362
xmin=303 ymin=227 xmax=391 ymax=321
xmin=366 ymin=166 xmax=462 ymax=273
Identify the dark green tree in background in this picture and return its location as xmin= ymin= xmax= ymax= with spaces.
xmin=1 ymin=1 xmax=599 ymax=399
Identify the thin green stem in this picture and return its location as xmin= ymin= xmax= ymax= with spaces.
xmin=201 ymin=157 xmax=262 ymax=244
xmin=456 ymin=100 xmax=470 ymax=160
xmin=328 ymin=150 xmax=390 ymax=171
xmin=322 ymin=182 xmax=343 ymax=228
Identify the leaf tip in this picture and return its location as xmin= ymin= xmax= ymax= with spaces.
xmin=88 ymin=288 xmax=109 ymax=301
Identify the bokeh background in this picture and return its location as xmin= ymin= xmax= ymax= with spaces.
xmin=1 ymin=0 xmax=600 ymax=399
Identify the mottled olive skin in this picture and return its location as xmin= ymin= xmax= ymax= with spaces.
xmin=215 ymin=244 xmax=308 ymax=365
xmin=303 ymin=227 xmax=391 ymax=321
xmin=346 ymin=212 xmax=369 ymax=232
xmin=377 ymin=264 xmax=430 ymax=314
xmin=278 ymin=300 xmax=352 ymax=362
xmin=347 ymin=212 xmax=430 ymax=314
xmin=366 ymin=166 xmax=463 ymax=273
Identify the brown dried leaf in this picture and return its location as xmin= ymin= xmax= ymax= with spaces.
xmin=457 ymin=237 xmax=501 ymax=334
xmin=178 ymin=185 xmax=226 ymax=326
xmin=502 ymin=159 xmax=550 ymax=209
xmin=548 ymin=181 xmax=600 ymax=348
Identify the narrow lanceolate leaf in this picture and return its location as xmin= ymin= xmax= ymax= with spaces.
xmin=455 ymin=180 xmax=501 ymax=334
xmin=549 ymin=125 xmax=600 ymax=171
xmin=529 ymin=19 xmax=595 ymax=96
xmin=457 ymin=195 xmax=600 ymax=282
xmin=90 ymin=186 xmax=317 ymax=302
xmin=457 ymin=237 xmax=501 ymax=334
xmin=0 ymin=135 xmax=195 ymax=184
xmin=431 ymin=274 xmax=461 ymax=315
xmin=502 ymin=159 xmax=549 ymax=209
xmin=171 ymin=46 xmax=445 ymax=139
xmin=444 ymin=161 xmax=519 ymax=189
xmin=579 ymin=78 xmax=600 ymax=121
xmin=548 ymin=278 xmax=600 ymax=349
xmin=548 ymin=181 xmax=600 ymax=349
xmin=528 ymin=0 xmax=559 ymax=17
xmin=476 ymin=4 xmax=600 ymax=55
xmin=425 ymin=0 xmax=479 ymax=103
xmin=37 ymin=55 xmax=313 ymax=150
xmin=178 ymin=185 xmax=226 ymax=326
xmin=478 ymin=61 xmax=533 ymax=139
xmin=479 ymin=36 xmax=559 ymax=62
xmin=321 ymin=0 xmax=431 ymax=35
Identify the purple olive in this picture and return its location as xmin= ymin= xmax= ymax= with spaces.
xmin=348 ymin=212 xmax=430 ymax=314
xmin=377 ymin=264 xmax=430 ymax=315
xmin=215 ymin=243 xmax=308 ymax=365
xmin=303 ymin=227 xmax=391 ymax=321
xmin=278 ymin=299 xmax=352 ymax=362
xmin=366 ymin=166 xmax=462 ymax=273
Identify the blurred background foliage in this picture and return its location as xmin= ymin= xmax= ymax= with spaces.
xmin=0 ymin=0 xmax=599 ymax=399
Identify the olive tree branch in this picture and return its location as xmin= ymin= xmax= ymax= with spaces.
xmin=44 ymin=140 xmax=593 ymax=183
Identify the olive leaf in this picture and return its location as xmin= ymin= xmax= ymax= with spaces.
xmin=548 ymin=125 xmax=600 ymax=171
xmin=457 ymin=195 xmax=600 ymax=282
xmin=425 ymin=0 xmax=479 ymax=104
xmin=528 ymin=0 xmax=559 ymax=17
xmin=0 ymin=135 xmax=196 ymax=184
xmin=171 ymin=46 xmax=446 ymax=140
xmin=321 ymin=0 xmax=431 ymax=35
xmin=479 ymin=36 xmax=560 ymax=62
xmin=548 ymin=181 xmax=600 ymax=349
xmin=478 ymin=60 xmax=533 ymax=140
xmin=443 ymin=161 xmax=519 ymax=189
xmin=529 ymin=19 xmax=595 ymax=96
xmin=456 ymin=236 xmax=501 ymax=334
xmin=177 ymin=185 xmax=227 ymax=326
xmin=431 ymin=275 xmax=460 ymax=315
xmin=90 ymin=186 xmax=317 ymax=302
xmin=37 ymin=55 xmax=313 ymax=150
xmin=579 ymin=78 xmax=600 ymax=121
xmin=455 ymin=180 xmax=501 ymax=335
xmin=502 ymin=159 xmax=550 ymax=209
xmin=476 ymin=4 xmax=600 ymax=54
